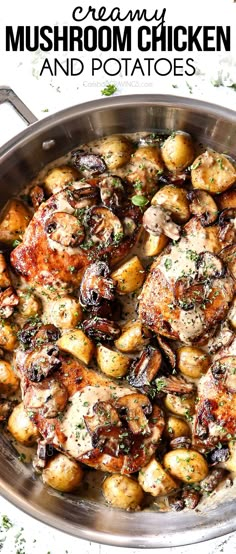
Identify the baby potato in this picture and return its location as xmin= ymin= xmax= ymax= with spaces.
xmin=218 ymin=188 xmax=236 ymax=210
xmin=102 ymin=474 xmax=144 ymax=510
xmin=143 ymin=232 xmax=169 ymax=257
xmin=99 ymin=135 xmax=133 ymax=170
xmin=42 ymin=453 xmax=83 ymax=492
xmin=0 ymin=199 xmax=31 ymax=245
xmin=0 ymin=360 xmax=19 ymax=396
xmin=151 ymin=185 xmax=190 ymax=224
xmin=0 ymin=254 xmax=11 ymax=289
xmin=114 ymin=320 xmax=149 ymax=353
xmin=228 ymin=296 xmax=236 ymax=330
xmin=48 ymin=296 xmax=83 ymax=329
xmin=138 ymin=458 xmax=178 ymax=497
xmin=191 ymin=151 xmax=236 ymax=194
xmin=164 ymin=393 xmax=195 ymax=418
xmin=131 ymin=145 xmax=164 ymax=171
xmin=57 ymin=329 xmax=94 ymax=365
xmin=96 ymin=344 xmax=130 ymax=378
xmin=164 ymin=448 xmax=208 ymax=483
xmin=0 ymin=322 xmax=18 ymax=351
xmin=17 ymin=290 xmax=41 ymax=318
xmin=44 ymin=165 xmax=79 ymax=194
xmin=8 ymin=402 xmax=39 ymax=445
xmin=165 ymin=416 xmax=190 ymax=440
xmin=223 ymin=440 xmax=236 ymax=472
xmin=177 ymin=346 xmax=210 ymax=379
xmin=111 ymin=256 xmax=145 ymax=295
xmin=161 ymin=131 xmax=194 ymax=172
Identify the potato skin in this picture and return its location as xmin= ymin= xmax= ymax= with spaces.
xmin=0 ymin=323 xmax=18 ymax=351
xmin=111 ymin=256 xmax=145 ymax=294
xmin=138 ymin=458 xmax=178 ymax=497
xmin=177 ymin=346 xmax=210 ymax=379
xmin=102 ymin=474 xmax=144 ymax=510
xmin=165 ymin=416 xmax=190 ymax=440
xmin=44 ymin=165 xmax=79 ymax=194
xmin=191 ymin=151 xmax=236 ymax=194
xmin=164 ymin=393 xmax=195 ymax=418
xmin=164 ymin=448 xmax=209 ymax=483
xmin=99 ymin=135 xmax=133 ymax=170
xmin=151 ymin=185 xmax=190 ymax=224
xmin=114 ymin=320 xmax=149 ymax=353
xmin=96 ymin=344 xmax=130 ymax=378
xmin=8 ymin=402 xmax=39 ymax=445
xmin=17 ymin=290 xmax=41 ymax=318
xmin=143 ymin=232 xmax=169 ymax=257
xmin=161 ymin=131 xmax=194 ymax=172
xmin=218 ymin=188 xmax=236 ymax=210
xmin=0 ymin=200 xmax=31 ymax=245
xmin=0 ymin=360 xmax=19 ymax=395
xmin=57 ymin=329 xmax=94 ymax=365
xmin=49 ymin=296 xmax=83 ymax=329
xmin=42 ymin=453 xmax=83 ymax=492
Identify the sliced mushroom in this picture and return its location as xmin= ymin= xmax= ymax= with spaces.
xmin=18 ymin=321 xmax=41 ymax=349
xmin=196 ymin=252 xmax=225 ymax=280
xmin=86 ymin=207 xmax=123 ymax=246
xmin=170 ymin=436 xmax=191 ymax=450
xmin=188 ymin=189 xmax=218 ymax=226
xmin=143 ymin=206 xmax=181 ymax=240
xmin=208 ymin=322 xmax=234 ymax=355
xmin=25 ymin=344 xmax=61 ymax=382
xmin=84 ymin=401 xmax=121 ymax=438
xmin=82 ymin=318 xmax=120 ymax=342
xmin=24 ymin=378 xmax=67 ymax=417
xmin=99 ymin=175 xmax=124 ymax=209
xmin=115 ymin=393 xmax=152 ymax=435
xmin=208 ymin=446 xmax=230 ymax=465
xmin=128 ymin=346 xmax=162 ymax=391
xmin=33 ymin=440 xmax=57 ymax=471
xmin=211 ymin=356 xmax=236 ymax=390
xmin=174 ymin=277 xmax=205 ymax=311
xmin=30 ymin=185 xmax=45 ymax=210
xmin=220 ymin=244 xmax=236 ymax=280
xmin=71 ymin=151 xmax=106 ymax=175
xmin=79 ymin=261 xmax=116 ymax=308
xmin=32 ymin=324 xmax=61 ymax=347
xmin=66 ymin=185 xmax=99 ymax=209
xmin=169 ymin=488 xmax=201 ymax=511
xmin=0 ymin=287 xmax=18 ymax=318
xmin=219 ymin=208 xmax=236 ymax=245
xmin=45 ymin=212 xmax=85 ymax=247
xmin=91 ymin=426 xmax=131 ymax=456
xmin=156 ymin=376 xmax=195 ymax=396
xmin=195 ymin=399 xmax=216 ymax=440
xmin=200 ymin=468 xmax=228 ymax=493
xmin=157 ymin=336 xmax=176 ymax=370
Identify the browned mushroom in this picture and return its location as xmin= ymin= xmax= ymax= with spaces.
xmin=128 ymin=346 xmax=162 ymax=391
xmin=188 ymin=189 xmax=218 ymax=226
xmin=174 ymin=277 xmax=205 ymax=311
xmin=169 ymin=488 xmax=201 ymax=511
xmin=219 ymin=208 xmax=236 ymax=245
xmin=220 ymin=244 xmax=236 ymax=280
xmin=24 ymin=344 xmax=61 ymax=382
xmin=157 ymin=336 xmax=176 ymax=370
xmin=99 ymin=175 xmax=125 ymax=209
xmin=0 ymin=287 xmax=18 ymax=318
xmin=169 ymin=436 xmax=192 ymax=450
xmin=45 ymin=212 xmax=85 ymax=247
xmin=0 ymin=254 xmax=11 ymax=289
xmin=86 ymin=206 xmax=123 ymax=245
xmin=208 ymin=446 xmax=230 ymax=465
xmin=207 ymin=322 xmax=234 ymax=354
xmin=195 ymin=399 xmax=215 ymax=440
xmin=155 ymin=376 xmax=195 ymax=396
xmin=66 ymin=184 xmax=99 ymax=209
xmin=200 ymin=468 xmax=228 ymax=493
xmin=24 ymin=378 xmax=68 ymax=417
xmin=32 ymin=324 xmax=61 ymax=347
xmin=72 ymin=151 xmax=107 ymax=175
xmin=0 ymin=399 xmax=16 ymax=421
xmin=82 ymin=318 xmax=120 ymax=342
xmin=115 ymin=393 xmax=152 ymax=435
xmin=30 ymin=185 xmax=45 ymax=210
xmin=79 ymin=261 xmax=116 ymax=308
xmin=33 ymin=440 xmax=56 ymax=471
xmin=143 ymin=206 xmax=181 ymax=240
xmin=196 ymin=252 xmax=225 ymax=280
xmin=211 ymin=356 xmax=236 ymax=392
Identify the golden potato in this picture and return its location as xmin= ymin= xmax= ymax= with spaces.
xmin=223 ymin=440 xmax=236 ymax=472
xmin=0 ymin=254 xmax=11 ymax=289
xmin=165 ymin=416 xmax=190 ymax=440
xmin=177 ymin=346 xmax=210 ymax=379
xmin=138 ymin=458 xmax=178 ymax=497
xmin=164 ymin=448 xmax=208 ymax=483
xmin=191 ymin=151 xmax=236 ymax=194
xmin=42 ymin=453 xmax=83 ymax=492
xmin=151 ymin=185 xmax=190 ymax=223
xmin=161 ymin=131 xmax=194 ymax=172
xmin=131 ymin=145 xmax=164 ymax=171
xmin=0 ymin=200 xmax=31 ymax=245
xmin=164 ymin=393 xmax=195 ymax=418
xmin=218 ymin=188 xmax=236 ymax=210
xmin=228 ymin=296 xmax=236 ymax=330
xmin=44 ymin=165 xmax=79 ymax=194
xmin=48 ymin=297 xmax=83 ymax=329
xmin=0 ymin=360 xmax=19 ymax=395
xmin=17 ymin=289 xmax=41 ymax=318
xmin=8 ymin=402 xmax=39 ymax=445
xmin=114 ymin=320 xmax=149 ymax=353
xmin=0 ymin=322 xmax=18 ymax=351
xmin=111 ymin=256 xmax=145 ymax=294
xmin=143 ymin=232 xmax=169 ymax=257
xmin=102 ymin=474 xmax=144 ymax=510
xmin=96 ymin=344 xmax=130 ymax=378
xmin=99 ymin=135 xmax=133 ymax=170
xmin=57 ymin=329 xmax=94 ymax=365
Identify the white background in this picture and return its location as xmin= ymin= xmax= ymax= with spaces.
xmin=0 ymin=1 xmax=236 ymax=552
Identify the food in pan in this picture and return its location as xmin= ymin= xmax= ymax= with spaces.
xmin=0 ymin=130 xmax=236 ymax=512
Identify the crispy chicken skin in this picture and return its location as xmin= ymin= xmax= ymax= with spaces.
xmin=139 ymin=217 xmax=234 ymax=344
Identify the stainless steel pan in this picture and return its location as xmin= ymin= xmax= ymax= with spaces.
xmin=0 ymin=88 xmax=236 ymax=548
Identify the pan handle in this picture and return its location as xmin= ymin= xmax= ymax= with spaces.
xmin=0 ymin=86 xmax=38 ymax=125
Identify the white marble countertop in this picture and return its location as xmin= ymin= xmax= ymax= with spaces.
xmin=0 ymin=1 xmax=236 ymax=552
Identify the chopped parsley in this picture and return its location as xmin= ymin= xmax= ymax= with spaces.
xmin=101 ymin=84 xmax=118 ymax=96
